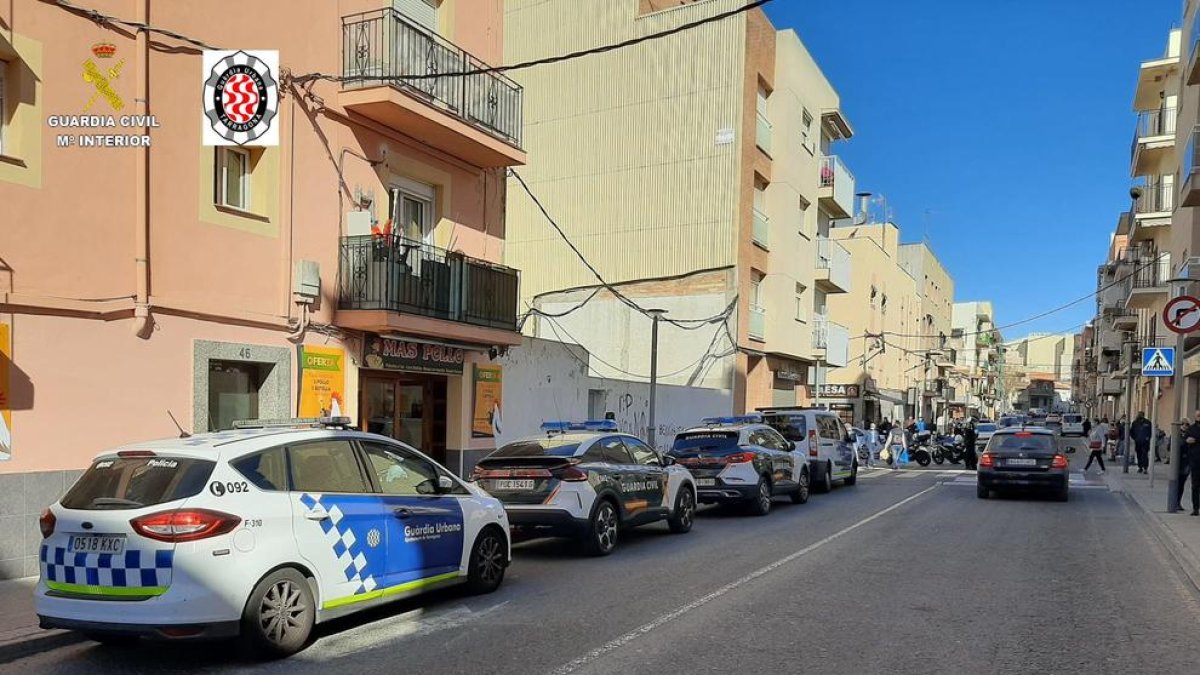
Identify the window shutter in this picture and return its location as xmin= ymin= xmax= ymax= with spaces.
xmin=393 ymin=0 xmax=439 ymax=33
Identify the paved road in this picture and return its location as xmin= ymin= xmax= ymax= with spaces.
xmin=14 ymin=436 xmax=1200 ymax=674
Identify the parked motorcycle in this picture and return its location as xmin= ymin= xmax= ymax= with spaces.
xmin=934 ymin=435 xmax=964 ymax=465
xmin=911 ymin=431 xmax=933 ymax=467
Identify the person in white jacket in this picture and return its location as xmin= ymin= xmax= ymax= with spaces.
xmin=1084 ymin=418 xmax=1109 ymax=473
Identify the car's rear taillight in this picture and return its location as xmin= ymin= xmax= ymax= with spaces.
xmin=131 ymin=509 xmax=241 ymax=543
xmin=552 ymin=466 xmax=589 ymax=482
xmin=724 ymin=451 xmax=757 ymax=464
xmin=39 ymin=509 xmax=56 ymax=539
xmin=808 ymin=429 xmax=818 ymax=457
xmin=979 ymin=453 xmax=995 ymax=468
xmin=1051 ymin=454 xmax=1068 ymax=469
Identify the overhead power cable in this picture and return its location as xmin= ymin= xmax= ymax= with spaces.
xmin=509 ymin=168 xmax=735 ymax=329
xmin=866 ymin=253 xmax=1171 ymax=341
xmin=43 ymin=0 xmax=221 ymax=50
xmin=293 ymin=0 xmax=773 ymax=85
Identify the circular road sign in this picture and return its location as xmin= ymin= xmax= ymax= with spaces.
xmin=1163 ymin=295 xmax=1200 ymax=335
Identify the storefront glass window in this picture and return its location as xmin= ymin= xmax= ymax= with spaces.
xmin=207 ymin=360 xmax=268 ymax=431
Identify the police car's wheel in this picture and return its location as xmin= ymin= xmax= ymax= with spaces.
xmin=747 ymin=478 xmax=772 ymax=516
xmin=242 ymin=568 xmax=315 ymax=658
xmin=667 ymin=487 xmax=695 ymax=533
xmin=583 ymin=500 xmax=619 ymax=556
xmin=791 ymin=469 xmax=810 ymax=504
xmin=467 ymin=528 xmax=507 ymax=594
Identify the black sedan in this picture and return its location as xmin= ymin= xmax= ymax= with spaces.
xmin=977 ymin=427 xmax=1069 ymax=501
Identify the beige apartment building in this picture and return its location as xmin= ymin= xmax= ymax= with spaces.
xmin=821 ymin=221 xmax=944 ymax=425
xmin=898 ymin=242 xmax=956 ymax=423
xmin=503 ymin=0 xmax=856 ymax=419
xmin=951 ymin=301 xmax=1002 ymax=419
xmin=0 ymin=0 xmax=524 ymax=578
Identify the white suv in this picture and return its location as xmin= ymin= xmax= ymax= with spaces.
xmin=757 ymin=407 xmax=859 ymax=492
xmin=34 ymin=418 xmax=510 ymax=658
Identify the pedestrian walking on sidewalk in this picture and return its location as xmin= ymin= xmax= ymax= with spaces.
xmin=1085 ymin=418 xmax=1109 ymax=473
xmin=1132 ymin=412 xmax=1152 ymax=474
xmin=1184 ymin=412 xmax=1200 ymax=516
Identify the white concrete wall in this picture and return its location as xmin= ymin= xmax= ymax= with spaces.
xmin=497 ymin=337 xmax=733 ymax=452
xmin=528 ymin=272 xmax=736 ymax=390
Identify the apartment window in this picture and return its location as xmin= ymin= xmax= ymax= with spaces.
xmin=216 ymin=147 xmax=251 ymax=210
xmin=394 ymin=0 xmax=440 ymax=33
xmin=881 ymin=294 xmax=888 ymax=314
xmin=801 ymin=109 xmax=814 ymax=153
xmin=756 ymin=83 xmax=769 ymax=117
xmin=389 ymin=178 xmax=436 ymax=245
xmin=795 ymin=283 xmax=807 ymax=321
xmin=750 ymin=272 xmax=764 ymax=309
xmin=798 ymin=195 xmax=811 ymax=235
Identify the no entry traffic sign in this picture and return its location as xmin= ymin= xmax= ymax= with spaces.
xmin=1163 ymin=295 xmax=1200 ymax=334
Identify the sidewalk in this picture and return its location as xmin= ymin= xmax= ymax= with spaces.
xmin=0 ymin=577 xmax=82 ymax=664
xmin=1099 ymin=460 xmax=1200 ymax=591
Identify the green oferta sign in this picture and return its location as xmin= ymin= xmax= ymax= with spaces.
xmin=303 ymin=351 xmax=342 ymax=372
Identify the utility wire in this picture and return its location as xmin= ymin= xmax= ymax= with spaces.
xmin=294 ymin=0 xmax=772 ymax=85
xmin=861 ymin=253 xmax=1171 ymax=341
xmin=509 ymin=168 xmax=736 ymax=329
xmin=542 ymin=313 xmax=734 ymax=381
xmin=43 ymin=0 xmax=221 ymax=50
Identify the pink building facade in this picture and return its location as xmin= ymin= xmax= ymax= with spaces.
xmin=0 ymin=0 xmax=524 ymax=578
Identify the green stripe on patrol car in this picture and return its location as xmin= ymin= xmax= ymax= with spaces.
xmin=322 ymin=571 xmax=461 ymax=610
xmin=46 ymin=581 xmax=168 ymax=598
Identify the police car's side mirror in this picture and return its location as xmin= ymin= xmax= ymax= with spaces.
xmin=437 ymin=475 xmax=455 ymax=493
xmin=661 ymin=455 xmax=676 ymax=466
xmin=786 ymin=440 xmax=796 ymax=451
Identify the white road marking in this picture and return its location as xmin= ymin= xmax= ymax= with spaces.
xmin=278 ymin=600 xmax=510 ymax=665
xmin=547 ymin=484 xmax=940 ymax=675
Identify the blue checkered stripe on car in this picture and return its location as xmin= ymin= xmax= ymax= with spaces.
xmin=298 ymin=493 xmax=378 ymax=595
xmin=41 ymin=545 xmax=174 ymax=589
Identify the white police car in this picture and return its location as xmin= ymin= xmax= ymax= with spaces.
xmin=34 ymin=418 xmax=510 ymax=658
xmin=471 ymin=421 xmax=696 ymax=555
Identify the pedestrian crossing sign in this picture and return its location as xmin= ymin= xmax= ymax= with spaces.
xmin=1141 ymin=347 xmax=1175 ymax=377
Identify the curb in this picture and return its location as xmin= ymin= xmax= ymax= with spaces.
xmin=0 ymin=629 xmax=86 ymax=665
xmin=1111 ymin=484 xmax=1200 ymax=596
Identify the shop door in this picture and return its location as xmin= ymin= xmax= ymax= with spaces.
xmin=361 ymin=374 xmax=448 ymax=464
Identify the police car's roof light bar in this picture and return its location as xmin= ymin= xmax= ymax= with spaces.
xmin=231 ymin=416 xmax=354 ymax=430
xmin=701 ymin=414 xmax=762 ymax=425
xmin=540 ymin=420 xmax=620 ymax=434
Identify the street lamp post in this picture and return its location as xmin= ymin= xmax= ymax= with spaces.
xmin=1124 ymin=187 xmax=1142 ymax=474
xmin=647 ymin=309 xmax=668 ymax=449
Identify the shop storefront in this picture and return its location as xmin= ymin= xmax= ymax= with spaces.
xmin=813 ymin=383 xmax=861 ymax=427
xmin=359 ymin=335 xmax=466 ymax=465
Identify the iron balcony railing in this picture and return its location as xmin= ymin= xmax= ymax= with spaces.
xmin=341 ymin=8 xmax=523 ymax=147
xmin=338 ymin=234 xmax=520 ymax=331
xmin=1128 ymin=251 xmax=1170 ymax=290
xmin=1135 ymin=107 xmax=1177 ymax=138
xmin=1134 ymin=180 xmax=1174 ymax=214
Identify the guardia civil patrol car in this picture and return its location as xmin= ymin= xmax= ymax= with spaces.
xmin=34 ymin=418 xmax=510 ymax=658
xmin=668 ymin=416 xmax=810 ymax=514
xmin=471 ymin=421 xmax=696 ymax=555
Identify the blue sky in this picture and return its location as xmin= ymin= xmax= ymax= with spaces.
xmin=765 ymin=0 xmax=1181 ymax=339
